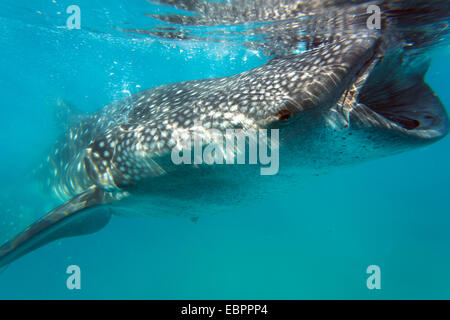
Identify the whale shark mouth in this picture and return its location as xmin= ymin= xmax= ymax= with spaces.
xmin=359 ymin=81 xmax=444 ymax=131
xmin=351 ymin=52 xmax=449 ymax=139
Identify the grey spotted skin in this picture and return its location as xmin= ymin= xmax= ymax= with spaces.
xmin=45 ymin=30 xmax=449 ymax=207
xmin=45 ymin=35 xmax=382 ymax=202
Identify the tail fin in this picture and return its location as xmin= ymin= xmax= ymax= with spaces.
xmin=0 ymin=186 xmax=112 ymax=268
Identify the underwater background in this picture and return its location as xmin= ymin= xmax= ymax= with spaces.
xmin=0 ymin=0 xmax=449 ymax=299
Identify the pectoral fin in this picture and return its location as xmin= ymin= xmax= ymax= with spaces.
xmin=0 ymin=186 xmax=112 ymax=268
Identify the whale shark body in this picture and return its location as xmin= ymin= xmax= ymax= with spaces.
xmin=0 ymin=0 xmax=448 ymax=268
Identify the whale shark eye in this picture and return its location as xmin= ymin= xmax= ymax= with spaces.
xmin=277 ymin=99 xmax=298 ymax=121
xmin=278 ymin=109 xmax=292 ymax=121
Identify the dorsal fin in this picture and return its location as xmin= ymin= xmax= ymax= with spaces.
xmin=46 ymin=97 xmax=86 ymax=131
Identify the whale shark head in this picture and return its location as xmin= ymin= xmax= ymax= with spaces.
xmin=320 ymin=48 xmax=449 ymax=164
xmin=245 ymin=36 xmax=449 ymax=169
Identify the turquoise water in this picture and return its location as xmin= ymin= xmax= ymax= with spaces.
xmin=0 ymin=0 xmax=449 ymax=299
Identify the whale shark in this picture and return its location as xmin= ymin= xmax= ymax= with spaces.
xmin=0 ymin=0 xmax=448 ymax=268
